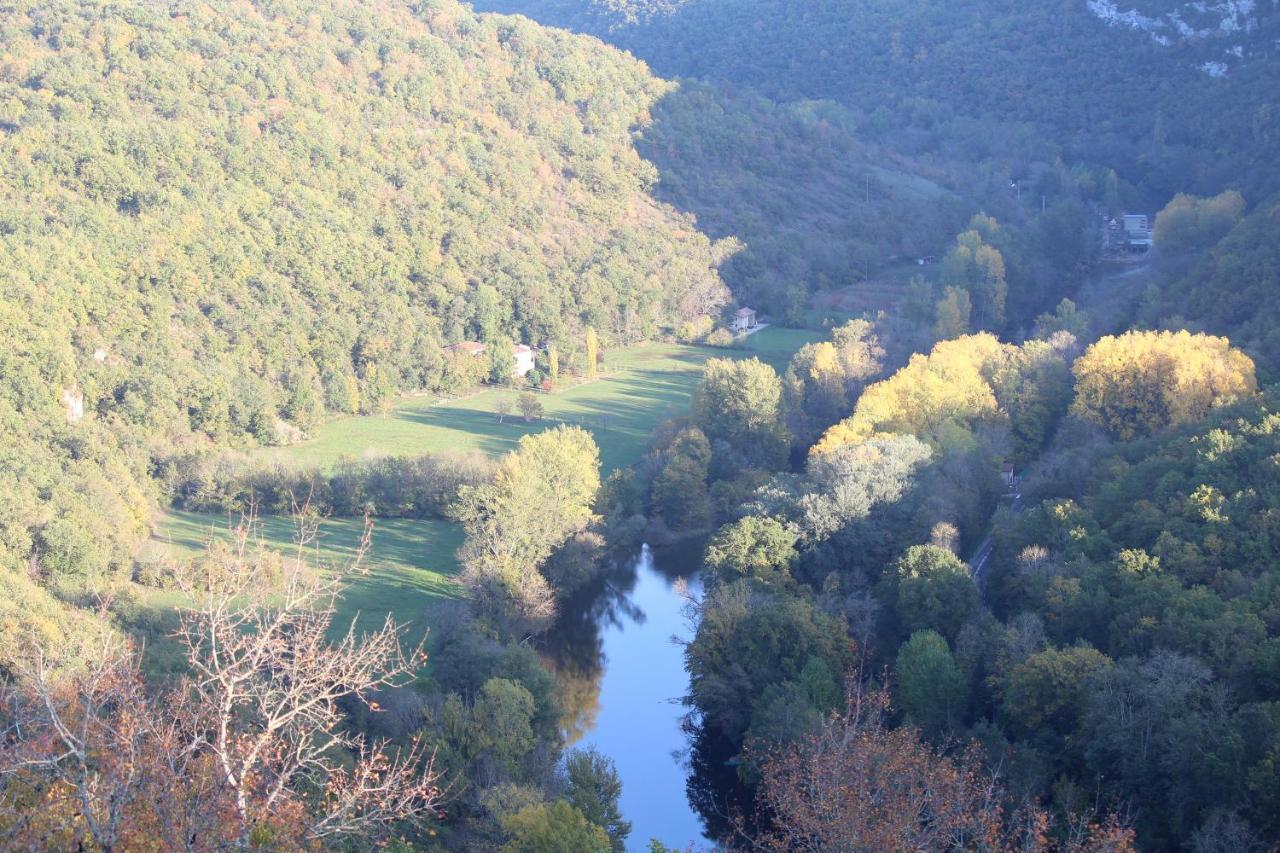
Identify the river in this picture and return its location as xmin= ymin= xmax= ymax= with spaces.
xmin=543 ymin=544 xmax=709 ymax=851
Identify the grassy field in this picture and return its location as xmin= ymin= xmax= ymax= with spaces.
xmin=146 ymin=511 xmax=465 ymax=655
xmin=146 ymin=327 xmax=818 ymax=662
xmin=262 ymin=327 xmax=817 ymax=475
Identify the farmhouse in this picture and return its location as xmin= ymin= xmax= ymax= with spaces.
xmin=513 ymin=344 xmax=536 ymax=379
xmin=731 ymin=307 xmax=758 ymax=333
xmin=444 ymin=340 xmax=537 ymax=380
xmin=444 ymin=341 xmax=488 ymax=357
xmin=1123 ymin=214 xmax=1153 ymax=249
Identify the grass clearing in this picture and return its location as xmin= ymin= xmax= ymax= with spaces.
xmin=261 ymin=327 xmax=819 ymax=475
xmin=143 ymin=327 xmax=818 ymax=666
xmin=145 ymin=511 xmax=465 ymax=657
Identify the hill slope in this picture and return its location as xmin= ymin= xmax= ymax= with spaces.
xmin=473 ymin=0 xmax=1280 ymax=200
xmin=0 ymin=0 xmax=731 ymax=642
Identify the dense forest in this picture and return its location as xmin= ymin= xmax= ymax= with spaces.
xmin=0 ymin=0 xmax=732 ymax=653
xmin=473 ymin=0 xmax=1280 ymax=200
xmin=3 ymin=0 xmax=1280 ymax=849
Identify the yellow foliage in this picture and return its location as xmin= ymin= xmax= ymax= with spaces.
xmin=812 ymin=334 xmax=1008 ymax=455
xmin=1070 ymin=330 xmax=1256 ymax=439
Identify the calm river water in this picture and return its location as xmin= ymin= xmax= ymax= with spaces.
xmin=543 ymin=545 xmax=708 ymax=851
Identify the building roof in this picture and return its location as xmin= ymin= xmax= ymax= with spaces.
xmin=446 ymin=341 xmax=487 ymax=356
xmin=513 ymin=344 xmax=534 ymax=355
xmin=735 ymin=307 xmax=755 ymax=317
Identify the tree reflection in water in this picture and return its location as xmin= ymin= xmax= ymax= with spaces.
xmin=539 ymin=544 xmax=712 ymax=849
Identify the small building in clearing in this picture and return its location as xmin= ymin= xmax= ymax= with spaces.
xmin=445 ymin=341 xmax=488 ymax=358
xmin=445 ymin=341 xmax=537 ymax=380
xmin=513 ymin=344 xmax=536 ymax=379
xmin=1123 ymin=214 xmax=1153 ymax=249
xmin=731 ymin=307 xmax=758 ymax=333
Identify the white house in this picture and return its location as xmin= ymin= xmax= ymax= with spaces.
xmin=445 ymin=341 xmax=536 ymax=380
xmin=731 ymin=307 xmax=758 ymax=333
xmin=513 ymin=344 xmax=536 ymax=379
xmin=1123 ymin=214 xmax=1153 ymax=249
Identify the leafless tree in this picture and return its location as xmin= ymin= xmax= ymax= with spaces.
xmin=1 ymin=509 xmax=444 ymax=849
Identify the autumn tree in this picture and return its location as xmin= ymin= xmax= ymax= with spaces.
xmin=457 ymin=426 xmax=602 ymax=633
xmin=1070 ymin=330 xmax=1256 ymax=439
xmin=585 ymin=327 xmax=600 ymax=379
xmin=934 ymin=285 xmax=973 ymax=340
xmin=750 ymin=684 xmax=1135 ymax=852
xmin=814 ymin=334 xmax=1007 ymax=454
xmin=0 ymin=518 xmax=444 ymax=849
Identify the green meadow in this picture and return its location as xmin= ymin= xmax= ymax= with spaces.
xmin=148 ymin=327 xmax=818 ymax=655
xmin=260 ymin=328 xmax=815 ymax=475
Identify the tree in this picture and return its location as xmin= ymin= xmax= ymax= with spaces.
xmin=0 ymin=520 xmax=443 ymax=849
xmin=1035 ymin=298 xmax=1089 ymax=341
xmin=457 ymin=426 xmax=602 ymax=633
xmin=691 ymin=357 xmax=789 ymax=466
xmin=934 ymin=286 xmax=973 ymax=340
xmin=999 ymin=644 xmax=1113 ymax=741
xmin=992 ymin=339 xmax=1073 ymax=461
xmin=1071 ymin=330 xmax=1256 ymax=439
xmin=496 ymin=396 xmax=514 ymax=424
xmin=547 ymin=344 xmax=560 ymax=385
xmin=686 ymin=582 xmax=852 ymax=741
xmin=750 ymin=684 xmax=1134 ymax=851
xmin=585 ymin=327 xmax=600 ymax=379
xmin=889 ymin=545 xmax=980 ymax=642
xmin=518 ymin=391 xmax=544 ymax=422
xmin=1154 ymin=191 xmax=1247 ymax=253
xmin=650 ymin=427 xmax=713 ymax=531
xmin=703 ymin=516 xmax=798 ymax=586
xmin=563 ymin=748 xmax=631 ymax=851
xmin=500 ymin=800 xmax=612 ymax=852
xmin=814 ymin=334 xmax=1006 ymax=454
xmin=895 ymin=629 xmax=966 ymax=734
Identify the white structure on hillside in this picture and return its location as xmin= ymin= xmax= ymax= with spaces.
xmin=444 ymin=341 xmax=537 ymax=380
xmin=731 ymin=307 xmax=758 ymax=333
xmin=1123 ymin=214 xmax=1153 ymax=248
xmin=513 ymin=344 xmax=536 ymax=379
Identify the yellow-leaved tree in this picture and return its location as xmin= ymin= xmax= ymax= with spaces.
xmin=1070 ymin=330 xmax=1256 ymax=439
xmin=812 ymin=334 xmax=1008 ymax=455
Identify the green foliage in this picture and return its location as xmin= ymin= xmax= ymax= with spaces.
xmin=562 ymin=749 xmax=631 ymax=851
xmin=649 ymin=427 xmax=713 ymax=531
xmin=1148 ymin=201 xmax=1280 ymax=380
xmin=887 ymin=545 xmax=979 ymax=643
xmin=895 ymin=629 xmax=966 ymax=734
xmin=500 ymin=800 xmax=612 ymax=852
xmin=997 ymin=644 xmax=1113 ymax=741
xmin=940 ymin=217 xmax=1010 ymax=329
xmin=691 ymin=357 xmax=789 ymax=466
xmin=474 ymin=0 xmax=1280 ymax=202
xmin=703 ymin=516 xmax=798 ymax=587
xmin=0 ymin=0 xmax=731 ymax=629
xmin=686 ymin=580 xmax=852 ymax=741
xmin=1154 ymin=190 xmax=1248 ymax=254
xmin=457 ymin=426 xmax=601 ymax=632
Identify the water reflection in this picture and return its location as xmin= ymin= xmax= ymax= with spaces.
xmin=541 ymin=544 xmax=708 ymax=851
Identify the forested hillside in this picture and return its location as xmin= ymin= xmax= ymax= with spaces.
xmin=474 ymin=0 xmax=1280 ymax=201
xmin=0 ymin=0 xmax=731 ymax=654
